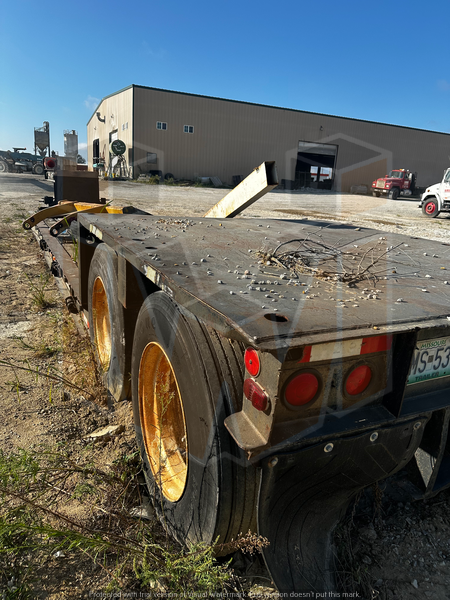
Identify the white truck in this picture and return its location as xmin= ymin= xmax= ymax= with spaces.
xmin=420 ymin=167 xmax=450 ymax=217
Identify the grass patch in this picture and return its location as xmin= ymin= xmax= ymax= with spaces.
xmin=0 ymin=446 xmax=238 ymax=595
xmin=13 ymin=336 xmax=60 ymax=358
xmin=25 ymin=273 xmax=55 ymax=310
xmin=0 ymin=307 xmax=258 ymax=596
xmin=14 ymin=212 xmax=28 ymax=222
xmin=140 ymin=175 xmax=161 ymax=185
xmin=2 ymin=310 xmax=104 ymax=404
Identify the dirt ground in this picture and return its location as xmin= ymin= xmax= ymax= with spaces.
xmin=0 ymin=214 xmax=142 ymax=597
xmin=1 ymin=173 xmax=450 ymax=599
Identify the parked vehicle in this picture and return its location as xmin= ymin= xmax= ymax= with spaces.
xmin=23 ymin=164 xmax=450 ymax=594
xmin=372 ymin=168 xmax=416 ymax=199
xmin=0 ymin=148 xmax=44 ymax=174
xmin=419 ymin=167 xmax=450 ymax=218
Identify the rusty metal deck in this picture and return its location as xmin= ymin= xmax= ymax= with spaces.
xmin=79 ymin=214 xmax=450 ymax=350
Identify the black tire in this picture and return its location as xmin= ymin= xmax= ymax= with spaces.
xmin=69 ymin=220 xmax=79 ymax=239
xmin=0 ymin=161 xmax=9 ymax=174
xmin=33 ymin=163 xmax=44 ymax=175
xmin=88 ymin=244 xmax=131 ymax=401
xmin=131 ymin=291 xmax=257 ymax=549
xmin=422 ymin=197 xmax=440 ymax=218
xmin=372 ymin=191 xmax=381 ymax=197
xmin=389 ymin=187 xmax=400 ymax=200
xmin=164 ymin=172 xmax=174 ymax=180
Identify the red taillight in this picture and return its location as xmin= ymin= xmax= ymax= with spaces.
xmin=345 ymin=365 xmax=372 ymax=396
xmin=244 ymin=348 xmax=260 ymax=377
xmin=45 ymin=158 xmax=56 ymax=169
xmin=243 ymin=378 xmax=268 ymax=411
xmin=285 ymin=372 xmax=320 ymax=406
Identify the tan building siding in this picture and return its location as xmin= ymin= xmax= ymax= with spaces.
xmin=87 ymin=87 xmax=133 ymax=175
xmin=341 ymin=158 xmax=388 ymax=194
xmin=87 ymin=85 xmax=450 ymax=190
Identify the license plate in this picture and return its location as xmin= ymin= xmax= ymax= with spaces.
xmin=408 ymin=336 xmax=450 ymax=384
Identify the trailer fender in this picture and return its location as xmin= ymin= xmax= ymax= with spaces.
xmin=257 ymin=418 xmax=426 ymax=593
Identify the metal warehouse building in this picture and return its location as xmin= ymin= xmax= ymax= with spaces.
xmin=87 ymin=84 xmax=450 ymax=191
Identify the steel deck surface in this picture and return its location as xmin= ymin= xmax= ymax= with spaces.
xmin=79 ymin=214 xmax=450 ymax=349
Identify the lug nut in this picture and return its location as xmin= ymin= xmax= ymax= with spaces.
xmin=324 ymin=443 xmax=334 ymax=453
xmin=370 ymin=432 xmax=378 ymax=442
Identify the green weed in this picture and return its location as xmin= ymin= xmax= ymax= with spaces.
xmin=25 ymin=273 xmax=55 ymax=310
xmin=0 ymin=447 xmax=237 ymax=595
xmin=72 ymin=238 xmax=79 ymax=264
xmin=0 ymin=358 xmax=95 ymax=402
xmin=13 ymin=336 xmax=60 ymax=358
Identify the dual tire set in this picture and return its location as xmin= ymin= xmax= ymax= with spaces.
xmin=87 ymin=243 xmax=257 ymax=547
xmin=372 ymin=189 xmax=399 ymax=199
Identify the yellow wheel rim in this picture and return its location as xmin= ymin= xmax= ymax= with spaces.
xmin=139 ymin=342 xmax=188 ymax=502
xmin=92 ymin=276 xmax=112 ymax=370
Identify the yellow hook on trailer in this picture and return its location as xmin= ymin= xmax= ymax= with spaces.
xmin=22 ymin=201 xmax=136 ymax=234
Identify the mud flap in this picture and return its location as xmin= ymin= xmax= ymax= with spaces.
xmin=407 ymin=408 xmax=450 ymax=499
xmin=257 ymin=419 xmax=426 ymax=594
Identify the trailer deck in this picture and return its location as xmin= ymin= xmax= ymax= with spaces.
xmin=27 ymin=165 xmax=450 ymax=596
xmin=79 ymin=213 xmax=450 ymax=349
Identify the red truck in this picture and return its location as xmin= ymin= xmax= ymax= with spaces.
xmin=372 ymin=168 xmax=416 ymax=199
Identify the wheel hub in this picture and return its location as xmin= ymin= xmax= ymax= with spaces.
xmin=139 ymin=342 xmax=188 ymax=502
xmin=92 ymin=276 xmax=112 ymax=369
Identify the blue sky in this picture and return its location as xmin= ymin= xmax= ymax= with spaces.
xmin=1 ymin=0 xmax=449 ymax=160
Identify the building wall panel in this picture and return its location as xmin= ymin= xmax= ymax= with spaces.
xmin=90 ymin=85 xmax=450 ymax=190
xmin=87 ymin=87 xmax=133 ymax=175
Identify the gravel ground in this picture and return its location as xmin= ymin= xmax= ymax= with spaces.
xmin=1 ymin=173 xmax=450 ymax=599
xmin=93 ymin=177 xmax=450 ymax=244
xmin=2 ymin=172 xmax=449 ymax=241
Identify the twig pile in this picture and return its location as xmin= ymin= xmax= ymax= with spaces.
xmin=258 ymin=230 xmax=404 ymax=286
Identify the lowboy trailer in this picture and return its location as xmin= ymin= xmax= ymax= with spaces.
xmin=25 ymin=163 xmax=450 ymax=594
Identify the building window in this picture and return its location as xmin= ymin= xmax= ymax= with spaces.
xmin=122 ymin=122 xmax=128 ymax=131
xmin=147 ymin=152 xmax=157 ymax=164
xmin=156 ymin=121 xmax=167 ymax=130
xmin=184 ymin=125 xmax=194 ymax=134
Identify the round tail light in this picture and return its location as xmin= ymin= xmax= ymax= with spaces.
xmin=345 ymin=365 xmax=372 ymax=396
xmin=45 ymin=158 xmax=56 ymax=169
xmin=244 ymin=348 xmax=260 ymax=377
xmin=285 ymin=372 xmax=320 ymax=407
xmin=243 ymin=378 xmax=268 ymax=411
